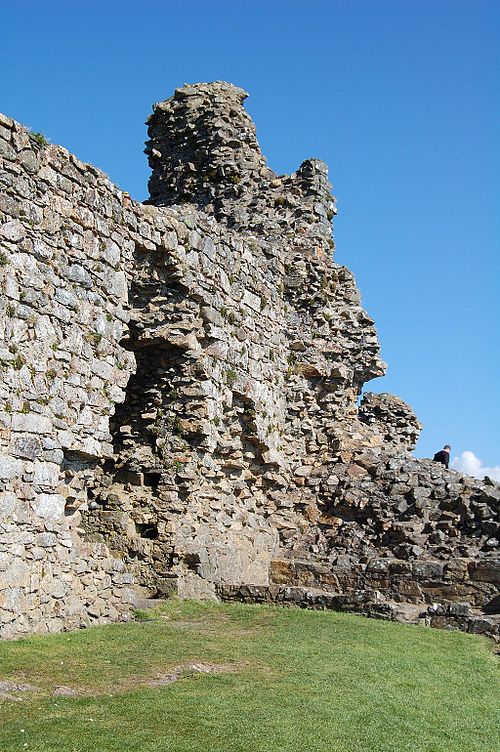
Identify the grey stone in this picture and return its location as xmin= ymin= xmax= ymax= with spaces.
xmin=0 ymin=219 xmax=25 ymax=241
xmin=0 ymin=455 xmax=25 ymax=480
xmin=18 ymin=150 xmax=39 ymax=173
xmin=0 ymin=87 xmax=497 ymax=643
xmin=12 ymin=414 xmax=52 ymax=434
xmin=0 ymin=137 xmax=16 ymax=160
xmin=11 ymin=435 xmax=43 ymax=460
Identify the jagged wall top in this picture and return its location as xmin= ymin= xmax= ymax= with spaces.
xmin=146 ymin=82 xmax=267 ymax=208
xmin=0 ymin=82 xmax=498 ymax=641
xmin=145 ymin=81 xmax=335 ymax=243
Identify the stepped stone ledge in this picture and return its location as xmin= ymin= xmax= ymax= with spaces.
xmin=0 ymin=83 xmax=498 ymax=640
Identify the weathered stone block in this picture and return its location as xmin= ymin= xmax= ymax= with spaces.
xmin=0 ymin=456 xmax=25 ymax=480
xmin=12 ymin=414 xmax=52 ymax=434
xmin=469 ymin=560 xmax=500 ymax=584
xmin=11 ymin=435 xmax=42 ymax=460
xmin=31 ymin=493 xmax=65 ymax=520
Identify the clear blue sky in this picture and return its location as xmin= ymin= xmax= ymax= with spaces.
xmin=2 ymin=0 xmax=499 ymax=467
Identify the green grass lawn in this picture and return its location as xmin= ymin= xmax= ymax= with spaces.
xmin=0 ymin=600 xmax=498 ymax=752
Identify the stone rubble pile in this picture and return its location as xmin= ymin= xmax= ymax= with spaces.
xmin=359 ymin=392 xmax=422 ymax=451
xmin=0 ymin=83 xmax=498 ymax=639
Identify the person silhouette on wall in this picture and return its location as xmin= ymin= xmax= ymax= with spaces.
xmin=433 ymin=444 xmax=451 ymax=469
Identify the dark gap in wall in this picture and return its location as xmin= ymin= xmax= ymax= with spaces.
xmin=64 ymin=501 xmax=78 ymax=517
xmin=109 ymin=339 xmax=185 ymax=466
xmin=62 ymin=448 xmax=99 ymax=471
xmin=184 ymin=552 xmax=201 ymax=572
xmin=144 ymin=472 xmax=161 ymax=489
xmin=135 ymin=522 xmax=159 ymax=540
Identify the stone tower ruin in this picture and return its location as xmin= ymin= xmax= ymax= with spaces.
xmin=0 ymin=83 xmax=498 ymax=639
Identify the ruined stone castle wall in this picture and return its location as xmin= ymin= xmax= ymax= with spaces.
xmin=0 ymin=112 xmax=146 ymax=637
xmin=0 ymin=102 xmax=306 ymax=631
xmin=0 ymin=82 xmax=498 ymax=640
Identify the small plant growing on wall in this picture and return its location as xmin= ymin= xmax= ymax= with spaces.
xmin=173 ymin=417 xmax=185 ymax=435
xmin=226 ymin=368 xmax=238 ymax=387
xmin=84 ymin=332 xmax=103 ymax=346
xmin=12 ymin=354 xmax=25 ymax=371
xmin=30 ymin=130 xmax=49 ymax=147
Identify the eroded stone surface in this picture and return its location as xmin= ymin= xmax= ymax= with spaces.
xmin=0 ymin=82 xmax=498 ymax=640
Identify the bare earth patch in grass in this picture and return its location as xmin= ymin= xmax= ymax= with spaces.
xmin=146 ymin=662 xmax=238 ymax=687
xmin=0 ymin=681 xmax=40 ymax=703
xmin=0 ymin=600 xmax=498 ymax=752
